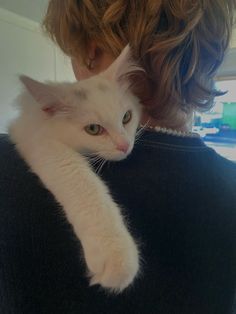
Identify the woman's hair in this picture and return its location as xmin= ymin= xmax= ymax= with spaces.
xmin=43 ymin=0 xmax=236 ymax=128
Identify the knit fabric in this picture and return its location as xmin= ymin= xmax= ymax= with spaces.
xmin=0 ymin=132 xmax=235 ymax=314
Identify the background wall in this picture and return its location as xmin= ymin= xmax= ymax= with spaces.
xmin=0 ymin=8 xmax=75 ymax=133
xmin=0 ymin=0 xmax=48 ymax=22
xmin=217 ymin=48 xmax=236 ymax=78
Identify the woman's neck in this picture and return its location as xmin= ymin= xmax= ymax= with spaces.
xmin=140 ymin=111 xmax=194 ymax=133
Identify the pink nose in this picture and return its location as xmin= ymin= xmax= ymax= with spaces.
xmin=116 ymin=142 xmax=129 ymax=153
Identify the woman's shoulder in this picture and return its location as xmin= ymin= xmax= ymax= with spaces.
xmin=213 ymin=152 xmax=236 ymax=181
xmin=0 ymin=133 xmax=15 ymax=154
xmin=0 ymin=134 xmax=30 ymax=183
xmin=135 ymin=131 xmax=236 ymax=181
xmin=0 ymin=134 xmax=51 ymax=215
xmin=0 ymin=133 xmax=23 ymax=166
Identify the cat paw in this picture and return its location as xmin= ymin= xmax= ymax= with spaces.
xmin=83 ymin=235 xmax=139 ymax=293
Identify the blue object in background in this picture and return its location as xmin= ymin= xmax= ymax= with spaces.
xmin=193 ymin=80 xmax=236 ymax=162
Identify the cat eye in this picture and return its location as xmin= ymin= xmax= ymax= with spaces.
xmin=123 ymin=110 xmax=132 ymax=125
xmin=84 ymin=124 xmax=104 ymax=136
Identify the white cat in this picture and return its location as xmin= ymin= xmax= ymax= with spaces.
xmin=9 ymin=46 xmax=142 ymax=292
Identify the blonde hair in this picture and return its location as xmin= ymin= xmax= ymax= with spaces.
xmin=43 ymin=0 xmax=236 ymax=128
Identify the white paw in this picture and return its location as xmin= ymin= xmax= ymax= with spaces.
xmin=82 ymin=233 xmax=139 ymax=293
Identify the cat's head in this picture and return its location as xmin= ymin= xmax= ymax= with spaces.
xmin=20 ymin=45 xmax=142 ymax=161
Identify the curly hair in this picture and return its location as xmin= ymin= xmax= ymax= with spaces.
xmin=43 ymin=0 xmax=236 ymax=128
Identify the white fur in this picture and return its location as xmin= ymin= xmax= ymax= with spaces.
xmin=9 ymin=46 xmax=142 ymax=292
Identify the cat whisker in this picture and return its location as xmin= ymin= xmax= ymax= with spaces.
xmin=135 ymin=121 xmax=149 ymax=144
xmin=100 ymin=160 xmax=107 ymax=174
xmin=90 ymin=157 xmax=104 ymax=169
xmin=94 ymin=158 xmax=107 ymax=175
xmin=135 ymin=130 xmax=144 ymax=143
xmin=88 ymin=154 xmax=103 ymax=172
xmin=136 ymin=120 xmax=149 ymax=135
xmin=88 ymin=155 xmax=101 ymax=162
xmin=135 ymin=131 xmax=143 ymax=142
xmin=84 ymin=152 xmax=100 ymax=159
xmin=88 ymin=157 xmax=99 ymax=163
xmin=86 ymin=154 xmax=105 ymax=170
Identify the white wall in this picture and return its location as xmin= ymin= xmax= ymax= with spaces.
xmin=231 ymin=27 xmax=236 ymax=49
xmin=0 ymin=0 xmax=48 ymax=23
xmin=0 ymin=8 xmax=75 ymax=133
xmin=217 ymin=48 xmax=236 ymax=78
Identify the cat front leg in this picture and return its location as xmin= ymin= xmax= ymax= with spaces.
xmin=16 ymin=138 xmax=139 ymax=292
xmin=76 ymin=196 xmax=140 ymax=293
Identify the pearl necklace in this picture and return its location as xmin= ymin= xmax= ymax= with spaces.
xmin=140 ymin=124 xmax=200 ymax=138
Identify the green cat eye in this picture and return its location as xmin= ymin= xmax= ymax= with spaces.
xmin=84 ymin=124 xmax=104 ymax=135
xmin=123 ymin=110 xmax=132 ymax=124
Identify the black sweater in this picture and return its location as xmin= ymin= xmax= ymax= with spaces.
xmin=0 ymin=132 xmax=236 ymax=314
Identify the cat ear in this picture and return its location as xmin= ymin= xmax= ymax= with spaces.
xmin=101 ymin=44 xmax=143 ymax=83
xmin=19 ymin=75 xmax=71 ymax=116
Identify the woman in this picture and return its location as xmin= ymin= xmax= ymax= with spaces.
xmin=0 ymin=1 xmax=235 ymax=313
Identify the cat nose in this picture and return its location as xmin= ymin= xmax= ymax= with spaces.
xmin=116 ymin=142 xmax=129 ymax=153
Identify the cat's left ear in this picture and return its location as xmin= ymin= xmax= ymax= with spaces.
xmin=20 ymin=76 xmax=72 ymax=116
xmin=101 ymin=45 xmax=143 ymax=84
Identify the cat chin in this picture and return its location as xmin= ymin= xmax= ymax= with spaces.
xmin=80 ymin=150 xmax=128 ymax=161
xmin=100 ymin=145 xmax=134 ymax=161
xmin=99 ymin=152 xmax=130 ymax=162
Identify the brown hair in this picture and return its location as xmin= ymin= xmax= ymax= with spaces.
xmin=43 ymin=0 xmax=236 ymax=128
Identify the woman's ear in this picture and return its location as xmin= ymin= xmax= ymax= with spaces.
xmin=71 ymin=41 xmax=117 ymax=80
xmin=19 ymin=76 xmax=72 ymax=116
xmin=87 ymin=40 xmax=97 ymax=62
xmin=87 ymin=41 xmax=116 ymax=74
